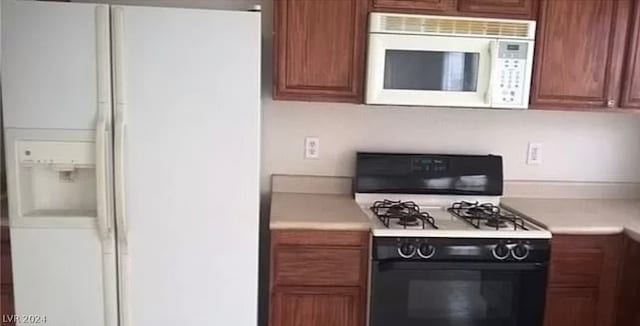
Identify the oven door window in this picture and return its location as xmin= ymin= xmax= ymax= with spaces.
xmin=371 ymin=262 xmax=547 ymax=326
xmin=384 ymin=50 xmax=480 ymax=92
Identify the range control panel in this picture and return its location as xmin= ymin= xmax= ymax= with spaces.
xmin=493 ymin=41 xmax=530 ymax=107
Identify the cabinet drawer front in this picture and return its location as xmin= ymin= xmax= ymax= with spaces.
xmin=272 ymin=230 xmax=368 ymax=247
xmin=549 ymin=249 xmax=603 ymax=287
xmin=273 ymin=247 xmax=364 ymax=286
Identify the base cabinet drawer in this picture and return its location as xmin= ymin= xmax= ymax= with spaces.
xmin=273 ymin=246 xmax=365 ymax=287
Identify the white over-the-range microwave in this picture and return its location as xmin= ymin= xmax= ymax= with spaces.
xmin=366 ymin=13 xmax=536 ymax=109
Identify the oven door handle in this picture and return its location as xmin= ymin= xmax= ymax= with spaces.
xmin=376 ymin=260 xmax=547 ymax=271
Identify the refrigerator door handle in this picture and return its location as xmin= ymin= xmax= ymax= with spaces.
xmin=95 ymin=5 xmax=112 ymax=241
xmin=112 ymin=7 xmax=131 ymax=326
xmin=95 ymin=105 xmax=112 ymax=240
xmin=96 ymin=6 xmax=118 ymax=326
xmin=113 ymin=6 xmax=128 ymax=245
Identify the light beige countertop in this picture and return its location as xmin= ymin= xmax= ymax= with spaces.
xmin=269 ymin=192 xmax=371 ymax=231
xmin=502 ymin=198 xmax=640 ymax=241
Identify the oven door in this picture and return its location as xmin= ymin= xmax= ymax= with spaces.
xmin=370 ymin=260 xmax=548 ymax=326
xmin=366 ymin=33 xmax=496 ymax=107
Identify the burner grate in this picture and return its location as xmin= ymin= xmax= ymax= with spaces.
xmin=448 ymin=201 xmax=529 ymax=231
xmin=370 ymin=199 xmax=438 ymax=230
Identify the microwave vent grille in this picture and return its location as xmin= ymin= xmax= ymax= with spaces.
xmin=379 ymin=15 xmax=533 ymax=38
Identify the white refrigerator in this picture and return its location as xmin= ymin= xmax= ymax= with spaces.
xmin=1 ymin=1 xmax=261 ymax=325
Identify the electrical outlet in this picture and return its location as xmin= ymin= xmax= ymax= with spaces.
xmin=305 ymin=137 xmax=319 ymax=159
xmin=527 ymin=142 xmax=542 ymax=165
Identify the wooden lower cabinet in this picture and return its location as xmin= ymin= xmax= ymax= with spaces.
xmin=269 ymin=230 xmax=368 ymax=326
xmin=616 ymin=236 xmax=640 ymax=326
xmin=544 ymin=287 xmax=598 ymax=326
xmin=271 ymin=287 xmax=363 ymax=326
xmin=0 ymin=226 xmax=14 ymax=326
xmin=544 ymin=235 xmax=622 ymax=326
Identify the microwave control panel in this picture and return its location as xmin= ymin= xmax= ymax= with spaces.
xmin=494 ymin=41 xmax=530 ymax=107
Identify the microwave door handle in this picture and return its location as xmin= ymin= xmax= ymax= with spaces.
xmin=485 ymin=40 xmax=499 ymax=105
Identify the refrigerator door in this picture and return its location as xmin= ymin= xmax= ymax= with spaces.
xmin=2 ymin=2 xmax=118 ymax=326
xmin=112 ymin=6 xmax=261 ymax=326
xmin=1 ymin=0 xmax=101 ymax=130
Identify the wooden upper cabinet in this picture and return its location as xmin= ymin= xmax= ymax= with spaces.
xmin=273 ymin=0 xmax=366 ymax=102
xmin=371 ymin=0 xmax=537 ymax=18
xmin=620 ymin=2 xmax=640 ymax=109
xmin=457 ymin=0 xmax=538 ymax=19
xmin=371 ymin=0 xmax=457 ymax=13
xmin=531 ymin=0 xmax=631 ymax=109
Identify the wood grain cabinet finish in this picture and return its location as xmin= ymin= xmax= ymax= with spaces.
xmin=273 ymin=0 xmax=367 ymax=102
xmin=371 ymin=0 xmax=456 ymax=13
xmin=616 ymin=236 xmax=640 ymax=326
xmin=1 ymin=227 xmax=14 ymax=326
xmin=544 ymin=235 xmax=622 ymax=326
xmin=457 ymin=0 xmax=537 ymax=19
xmin=620 ymin=1 xmax=640 ymax=109
xmin=271 ymin=287 xmax=363 ymax=326
xmin=544 ymin=287 xmax=598 ymax=326
xmin=531 ymin=0 xmax=631 ymax=109
xmin=270 ymin=230 xmax=369 ymax=326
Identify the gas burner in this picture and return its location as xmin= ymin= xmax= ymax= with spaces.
xmin=448 ymin=201 xmax=529 ymax=231
xmin=485 ymin=218 xmax=507 ymax=228
xmin=371 ymin=200 xmax=438 ymax=229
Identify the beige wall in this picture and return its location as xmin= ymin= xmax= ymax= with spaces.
xmin=75 ymin=0 xmax=640 ymax=192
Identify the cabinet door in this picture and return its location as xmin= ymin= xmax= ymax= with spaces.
xmin=457 ymin=0 xmax=538 ymax=19
xmin=271 ymin=287 xmax=363 ymax=326
xmin=274 ymin=0 xmax=366 ymax=102
xmin=544 ymin=288 xmax=598 ymax=326
xmin=531 ymin=0 xmax=631 ymax=109
xmin=371 ymin=0 xmax=457 ymax=13
xmin=1 ymin=285 xmax=15 ymax=326
xmin=616 ymin=237 xmax=640 ymax=326
xmin=621 ymin=2 xmax=640 ymax=108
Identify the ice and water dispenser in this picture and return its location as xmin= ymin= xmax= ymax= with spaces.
xmin=11 ymin=138 xmax=97 ymax=224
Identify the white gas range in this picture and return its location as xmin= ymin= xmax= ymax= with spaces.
xmin=359 ymin=152 xmax=551 ymax=326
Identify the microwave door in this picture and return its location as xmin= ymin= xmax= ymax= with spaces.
xmin=366 ymin=34 xmax=495 ymax=108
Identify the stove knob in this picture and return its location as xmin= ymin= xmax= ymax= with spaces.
xmin=417 ymin=243 xmax=436 ymax=259
xmin=492 ymin=243 xmax=510 ymax=260
xmin=398 ymin=242 xmax=417 ymax=258
xmin=511 ymin=243 xmax=530 ymax=260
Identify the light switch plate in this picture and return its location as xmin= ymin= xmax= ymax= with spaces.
xmin=527 ymin=142 xmax=542 ymax=165
xmin=305 ymin=137 xmax=319 ymax=159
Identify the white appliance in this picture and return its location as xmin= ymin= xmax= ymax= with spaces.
xmin=366 ymin=13 xmax=536 ymax=109
xmin=1 ymin=1 xmax=260 ymax=326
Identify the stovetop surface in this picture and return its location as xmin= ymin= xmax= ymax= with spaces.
xmin=356 ymin=194 xmax=551 ymax=239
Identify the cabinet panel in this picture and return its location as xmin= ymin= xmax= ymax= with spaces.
xmin=621 ymin=1 xmax=640 ymax=108
xmin=273 ymin=246 xmax=365 ymax=287
xmin=548 ymin=248 xmax=603 ymax=287
xmin=457 ymin=0 xmax=538 ymax=19
xmin=272 ymin=230 xmax=368 ymax=247
xmin=616 ymin=236 xmax=640 ymax=326
xmin=544 ymin=287 xmax=598 ymax=326
xmin=274 ymin=0 xmax=366 ymax=102
xmin=1 ymin=227 xmax=11 ymax=285
xmin=371 ymin=0 xmax=456 ymax=13
xmin=531 ymin=0 xmax=630 ymax=109
xmin=546 ymin=235 xmax=622 ymax=326
xmin=271 ymin=287 xmax=363 ymax=326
